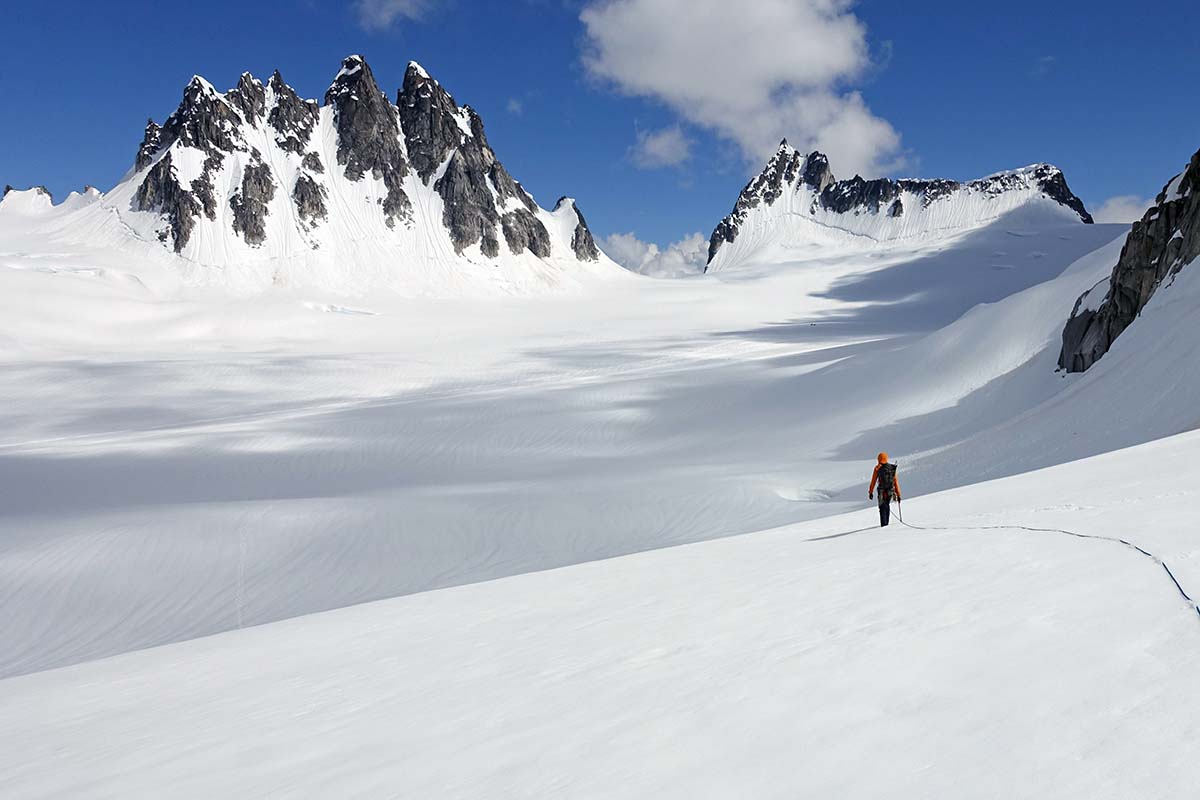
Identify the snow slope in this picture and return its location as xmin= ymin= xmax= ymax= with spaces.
xmin=0 ymin=204 xmax=1137 ymax=678
xmin=1 ymin=430 xmax=1197 ymax=799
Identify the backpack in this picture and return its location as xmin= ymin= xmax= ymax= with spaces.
xmin=877 ymin=463 xmax=896 ymax=498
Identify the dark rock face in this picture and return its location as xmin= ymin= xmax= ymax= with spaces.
xmin=268 ymin=71 xmax=319 ymax=154
xmin=135 ymin=120 xmax=163 ymax=171
xmin=301 ymin=152 xmax=325 ymax=174
xmin=191 ymin=155 xmax=221 ymax=220
xmin=707 ymin=145 xmax=1094 ymax=268
xmin=161 ymin=77 xmax=244 ymax=157
xmin=501 ymin=209 xmax=551 ymax=257
xmin=133 ymin=153 xmax=201 ymax=252
xmin=820 ymin=176 xmax=903 ymax=215
xmin=436 ymin=149 xmax=500 ymax=256
xmin=1058 ymin=147 xmax=1200 ymax=372
xmin=226 ymin=73 xmax=266 ymax=124
xmin=293 ymin=173 xmax=328 ymax=225
xmin=397 ymin=63 xmax=466 ymax=182
xmin=324 ymin=55 xmax=411 ymax=227
xmin=230 ymin=157 xmax=277 ymax=245
xmin=407 ymin=84 xmax=539 ymax=256
xmin=556 ymin=197 xmax=600 ymax=262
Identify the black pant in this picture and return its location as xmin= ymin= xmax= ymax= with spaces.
xmin=878 ymin=495 xmax=891 ymax=527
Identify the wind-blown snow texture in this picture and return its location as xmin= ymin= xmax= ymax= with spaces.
xmin=1 ymin=432 xmax=1198 ymax=798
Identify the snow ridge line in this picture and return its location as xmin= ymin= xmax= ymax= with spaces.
xmin=894 ymin=517 xmax=1200 ymax=622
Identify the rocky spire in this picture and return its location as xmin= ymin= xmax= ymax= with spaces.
xmin=226 ymin=73 xmax=266 ymax=123
xmin=556 ymin=197 xmax=600 ymax=261
xmin=160 ymin=76 xmax=243 ymax=157
xmin=323 ymin=54 xmax=411 ymax=227
xmin=1059 ymin=146 xmax=1200 ymax=372
xmin=397 ymin=61 xmax=467 ymax=182
xmin=134 ymin=119 xmax=162 ymax=171
xmin=707 ymin=142 xmax=811 ymax=264
xmin=267 ymin=70 xmax=319 ymax=155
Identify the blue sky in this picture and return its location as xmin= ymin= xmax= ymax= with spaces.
xmin=3 ymin=0 xmax=1199 ymax=257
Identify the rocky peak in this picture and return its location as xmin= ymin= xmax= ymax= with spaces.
xmin=226 ymin=73 xmax=266 ymax=123
xmin=323 ymin=54 xmax=411 ymax=226
xmin=159 ymin=75 xmax=243 ymax=158
xmin=555 ymin=197 xmax=601 ymax=261
xmin=1058 ymin=146 xmax=1200 ymax=372
xmin=267 ymin=70 xmax=318 ymax=154
xmin=397 ymin=61 xmax=468 ymax=182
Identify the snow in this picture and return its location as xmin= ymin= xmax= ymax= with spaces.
xmin=4 ymin=103 xmax=1200 ymax=794
xmin=0 ymin=432 xmax=1197 ymax=798
xmin=1163 ymin=171 xmax=1187 ymax=202
xmin=0 ymin=205 xmax=1131 ymax=679
xmin=708 ymin=158 xmax=1087 ymax=273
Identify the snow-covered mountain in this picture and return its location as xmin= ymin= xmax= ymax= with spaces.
xmin=0 ymin=55 xmax=623 ymax=296
xmin=1059 ymin=145 xmax=1200 ymax=371
xmin=705 ymin=140 xmax=1093 ymax=272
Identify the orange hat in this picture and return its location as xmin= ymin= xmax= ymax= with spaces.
xmin=877 ymin=452 xmax=888 ymax=464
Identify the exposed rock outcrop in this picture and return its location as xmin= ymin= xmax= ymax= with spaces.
xmin=135 ymin=120 xmax=163 ymax=171
xmin=324 ymin=55 xmax=411 ymax=227
xmin=301 ymin=152 xmax=325 ymax=174
xmin=436 ymin=149 xmax=500 ymax=256
xmin=556 ymin=197 xmax=600 ymax=262
xmin=397 ymin=62 xmax=466 ymax=182
xmin=1058 ymin=147 xmax=1200 ymax=372
xmin=133 ymin=153 xmax=201 ymax=252
xmin=226 ymin=73 xmax=266 ymax=124
xmin=229 ymin=156 xmax=277 ymax=245
xmin=267 ymin=71 xmax=319 ymax=154
xmin=501 ymin=209 xmax=552 ymax=257
xmin=293 ymin=173 xmax=328 ymax=225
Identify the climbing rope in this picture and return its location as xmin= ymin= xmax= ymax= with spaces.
xmin=895 ymin=512 xmax=1200 ymax=621
xmin=795 ymin=503 xmax=1200 ymax=622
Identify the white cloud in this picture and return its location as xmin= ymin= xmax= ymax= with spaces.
xmin=355 ymin=0 xmax=430 ymax=30
xmin=602 ymin=231 xmax=709 ymax=277
xmin=1092 ymin=195 xmax=1154 ymax=224
xmin=630 ymin=125 xmax=693 ymax=169
xmin=506 ymin=98 xmax=524 ymax=115
xmin=580 ymin=0 xmax=902 ymax=177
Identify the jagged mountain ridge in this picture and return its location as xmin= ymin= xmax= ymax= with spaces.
xmin=1 ymin=55 xmax=617 ymax=296
xmin=1059 ymin=146 xmax=1200 ymax=372
xmin=131 ymin=55 xmax=601 ymax=262
xmin=706 ymin=140 xmax=1093 ymax=272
